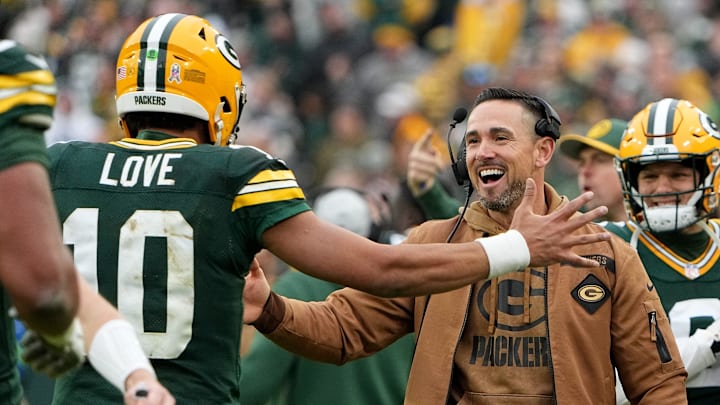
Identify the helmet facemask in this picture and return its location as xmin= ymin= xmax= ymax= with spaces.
xmin=617 ymin=98 xmax=720 ymax=233
xmin=619 ymin=153 xmax=720 ymax=233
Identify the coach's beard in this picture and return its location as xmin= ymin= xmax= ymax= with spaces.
xmin=478 ymin=180 xmax=525 ymax=212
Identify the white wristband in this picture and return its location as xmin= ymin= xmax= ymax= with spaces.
xmin=88 ymin=319 xmax=155 ymax=392
xmin=475 ymin=230 xmax=531 ymax=279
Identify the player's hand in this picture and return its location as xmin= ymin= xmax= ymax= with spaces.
xmin=243 ymin=258 xmax=271 ymax=324
xmin=124 ymin=369 xmax=175 ymax=405
xmin=510 ymin=178 xmax=611 ymax=268
xmin=407 ymin=129 xmax=443 ymax=196
xmin=20 ymin=321 xmax=85 ymax=378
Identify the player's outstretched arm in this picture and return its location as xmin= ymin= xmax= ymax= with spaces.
xmin=124 ymin=369 xmax=175 ymax=405
xmin=510 ymin=178 xmax=610 ymax=268
xmin=263 ymin=180 xmax=610 ymax=298
xmin=22 ymin=277 xmax=176 ymax=402
xmin=75 ymin=279 xmax=174 ymax=402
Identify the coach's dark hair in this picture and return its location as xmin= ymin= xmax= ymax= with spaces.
xmin=473 ymin=87 xmax=562 ymax=140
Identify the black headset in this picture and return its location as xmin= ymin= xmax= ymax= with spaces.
xmin=450 ymin=95 xmax=562 ymax=188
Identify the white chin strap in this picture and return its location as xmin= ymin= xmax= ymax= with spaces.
xmin=634 ymin=184 xmax=704 ymax=232
xmin=643 ymin=205 xmax=699 ymax=232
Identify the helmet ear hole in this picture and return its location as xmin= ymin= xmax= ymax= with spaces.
xmin=220 ymin=97 xmax=231 ymax=113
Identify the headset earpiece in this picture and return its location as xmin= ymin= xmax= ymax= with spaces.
xmin=451 ymin=141 xmax=469 ymax=186
xmin=531 ymin=96 xmax=562 ymax=139
xmin=446 ymin=107 xmax=470 ymax=188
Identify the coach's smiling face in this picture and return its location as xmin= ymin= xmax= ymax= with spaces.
xmin=464 ymin=99 xmax=555 ymax=218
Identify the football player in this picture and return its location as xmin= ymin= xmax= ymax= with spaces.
xmin=1 ymin=39 xmax=173 ymax=404
xmin=611 ymin=98 xmax=720 ymax=403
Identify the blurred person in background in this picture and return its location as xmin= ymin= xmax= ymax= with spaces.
xmin=389 ymin=107 xmax=466 ymax=233
xmin=240 ymin=187 xmax=414 ymax=405
xmin=611 ymin=98 xmax=720 ymax=404
xmin=557 ymin=118 xmax=629 ymax=222
xmin=406 ymin=128 xmax=462 ymax=220
xmin=44 ymin=90 xmax=106 ymax=145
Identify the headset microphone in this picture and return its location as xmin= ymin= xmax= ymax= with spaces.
xmin=451 ymin=107 xmax=468 ymax=126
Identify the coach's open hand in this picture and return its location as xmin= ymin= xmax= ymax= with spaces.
xmin=511 ymin=178 xmax=611 ymax=268
xmin=243 ymin=258 xmax=271 ymax=324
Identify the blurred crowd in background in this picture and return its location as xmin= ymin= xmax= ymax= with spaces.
xmin=4 ymin=0 xmax=720 ymax=232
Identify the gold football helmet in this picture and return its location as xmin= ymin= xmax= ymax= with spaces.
xmin=115 ymin=13 xmax=246 ymax=145
xmin=617 ymin=98 xmax=720 ymax=232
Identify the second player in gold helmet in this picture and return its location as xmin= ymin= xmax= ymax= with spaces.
xmin=617 ymin=98 xmax=720 ymax=232
xmin=115 ymin=13 xmax=247 ymax=146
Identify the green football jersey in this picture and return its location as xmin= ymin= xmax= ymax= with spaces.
xmin=0 ymin=39 xmax=57 ymax=405
xmin=0 ymin=290 xmax=21 ymax=405
xmin=605 ymin=220 xmax=720 ymax=403
xmin=48 ymin=133 xmax=310 ymax=404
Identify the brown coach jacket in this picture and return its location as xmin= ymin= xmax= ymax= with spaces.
xmin=259 ymin=183 xmax=687 ymax=404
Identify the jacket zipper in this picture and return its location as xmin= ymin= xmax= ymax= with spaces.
xmin=648 ymin=311 xmax=672 ymax=363
xmin=544 ymin=266 xmax=557 ymax=405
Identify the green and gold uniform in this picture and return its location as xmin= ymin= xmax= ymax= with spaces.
xmin=0 ymin=39 xmax=57 ymax=405
xmin=606 ymin=220 xmax=720 ymax=404
xmin=49 ymin=131 xmax=310 ymax=404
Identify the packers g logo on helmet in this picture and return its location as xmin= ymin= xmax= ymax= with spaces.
xmin=616 ymin=98 xmax=720 ymax=232
xmin=115 ymin=13 xmax=247 ymax=146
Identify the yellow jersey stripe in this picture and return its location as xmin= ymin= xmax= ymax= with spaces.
xmin=0 ymin=71 xmax=57 ymax=114
xmin=232 ymin=187 xmax=305 ymax=210
xmin=0 ymin=92 xmax=55 ymax=114
xmin=247 ymin=169 xmax=297 ymax=184
xmin=111 ymin=138 xmax=198 ymax=150
xmin=0 ymin=70 xmax=56 ymax=87
xmin=234 ymin=169 xmax=305 ymax=209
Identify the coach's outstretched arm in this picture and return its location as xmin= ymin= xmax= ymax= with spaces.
xmin=263 ymin=179 xmax=609 ymax=297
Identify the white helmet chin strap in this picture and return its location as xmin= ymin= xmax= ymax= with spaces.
xmin=213 ymin=102 xmax=225 ymax=146
xmin=632 ymin=185 xmax=704 ymax=232
xmin=642 ymin=205 xmax=698 ymax=232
